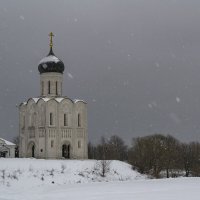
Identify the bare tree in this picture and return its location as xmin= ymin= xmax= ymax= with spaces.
xmin=162 ymin=135 xmax=181 ymax=178
xmin=107 ymin=135 xmax=127 ymax=161
xmin=95 ymin=160 xmax=111 ymax=177
xmin=88 ymin=142 xmax=98 ymax=159
xmin=129 ymin=134 xmax=173 ymax=178
xmin=94 ymin=136 xmax=111 ymax=177
xmin=180 ymin=142 xmax=200 ymax=177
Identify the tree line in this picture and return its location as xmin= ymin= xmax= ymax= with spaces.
xmin=88 ymin=134 xmax=200 ymax=178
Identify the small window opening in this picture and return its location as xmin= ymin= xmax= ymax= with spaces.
xmin=51 ymin=140 xmax=54 ymax=148
xmin=42 ymin=81 xmax=44 ymax=95
xmin=48 ymin=81 xmax=51 ymax=94
xmin=64 ymin=113 xmax=68 ymax=126
xmin=22 ymin=116 xmax=25 ymax=128
xmin=78 ymin=141 xmax=81 ymax=148
xmin=78 ymin=113 xmax=81 ymax=127
xmin=50 ymin=113 xmax=53 ymax=125
xmin=56 ymin=81 xmax=58 ymax=95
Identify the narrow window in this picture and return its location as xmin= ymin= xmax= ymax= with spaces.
xmin=64 ymin=113 xmax=68 ymax=126
xmin=78 ymin=113 xmax=81 ymax=127
xmin=50 ymin=113 xmax=53 ymax=125
xmin=22 ymin=116 xmax=25 ymax=128
xmin=51 ymin=140 xmax=54 ymax=148
xmin=78 ymin=141 xmax=81 ymax=148
xmin=41 ymin=81 xmax=44 ymax=95
xmin=56 ymin=81 xmax=58 ymax=95
xmin=48 ymin=81 xmax=51 ymax=94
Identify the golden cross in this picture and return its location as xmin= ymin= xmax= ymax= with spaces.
xmin=49 ymin=32 xmax=54 ymax=47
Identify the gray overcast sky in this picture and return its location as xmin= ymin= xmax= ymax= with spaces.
xmin=0 ymin=0 xmax=200 ymax=144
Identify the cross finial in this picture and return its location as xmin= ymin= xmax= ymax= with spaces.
xmin=49 ymin=32 xmax=54 ymax=48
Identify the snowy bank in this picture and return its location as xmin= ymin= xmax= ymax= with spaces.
xmin=0 ymin=159 xmax=200 ymax=200
xmin=0 ymin=158 xmax=144 ymax=188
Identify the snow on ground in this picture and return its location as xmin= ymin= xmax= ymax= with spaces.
xmin=0 ymin=158 xmax=143 ymax=188
xmin=0 ymin=159 xmax=200 ymax=200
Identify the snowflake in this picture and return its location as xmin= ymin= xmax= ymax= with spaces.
xmin=176 ymin=97 xmax=180 ymax=103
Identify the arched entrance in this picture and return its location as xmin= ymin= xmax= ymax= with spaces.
xmin=27 ymin=142 xmax=36 ymax=158
xmin=62 ymin=144 xmax=70 ymax=159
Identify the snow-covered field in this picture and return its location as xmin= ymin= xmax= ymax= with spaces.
xmin=0 ymin=159 xmax=200 ymax=200
xmin=0 ymin=158 xmax=143 ymax=187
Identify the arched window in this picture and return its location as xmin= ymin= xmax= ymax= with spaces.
xmin=33 ymin=112 xmax=36 ymax=126
xmin=41 ymin=81 xmax=44 ymax=95
xmin=22 ymin=115 xmax=25 ymax=128
xmin=78 ymin=140 xmax=81 ymax=148
xmin=64 ymin=113 xmax=68 ymax=126
xmin=51 ymin=140 xmax=54 ymax=148
xmin=56 ymin=81 xmax=58 ymax=95
xmin=48 ymin=81 xmax=51 ymax=94
xmin=50 ymin=112 xmax=53 ymax=126
xmin=39 ymin=105 xmax=45 ymax=127
xmin=29 ymin=114 xmax=32 ymax=127
xmin=29 ymin=112 xmax=34 ymax=127
xmin=78 ymin=113 xmax=81 ymax=127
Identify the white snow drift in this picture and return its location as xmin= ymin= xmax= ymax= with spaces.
xmin=0 ymin=159 xmax=200 ymax=200
xmin=0 ymin=158 xmax=143 ymax=188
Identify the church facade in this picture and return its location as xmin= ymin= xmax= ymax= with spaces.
xmin=19 ymin=33 xmax=88 ymax=159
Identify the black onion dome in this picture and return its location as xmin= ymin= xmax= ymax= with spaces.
xmin=38 ymin=47 xmax=65 ymax=74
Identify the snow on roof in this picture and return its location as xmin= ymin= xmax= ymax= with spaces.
xmin=39 ymin=55 xmax=60 ymax=65
xmin=42 ymin=98 xmax=51 ymax=102
xmin=32 ymin=98 xmax=40 ymax=103
xmin=32 ymin=98 xmax=50 ymax=103
xmin=74 ymin=99 xmax=86 ymax=103
xmin=55 ymin=97 xmax=64 ymax=102
xmin=23 ymin=97 xmax=86 ymax=105
xmin=0 ymin=138 xmax=15 ymax=146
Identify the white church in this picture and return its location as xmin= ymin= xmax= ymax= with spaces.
xmin=19 ymin=33 xmax=88 ymax=159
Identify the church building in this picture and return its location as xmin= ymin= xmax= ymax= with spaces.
xmin=0 ymin=138 xmax=16 ymax=158
xmin=19 ymin=33 xmax=88 ymax=159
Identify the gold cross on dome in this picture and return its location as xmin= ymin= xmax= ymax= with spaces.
xmin=49 ymin=32 xmax=54 ymax=47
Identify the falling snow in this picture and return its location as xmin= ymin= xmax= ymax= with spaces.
xmin=19 ymin=15 xmax=25 ymax=20
xmin=155 ymin=62 xmax=160 ymax=68
xmin=148 ymin=104 xmax=153 ymax=108
xmin=107 ymin=66 xmax=112 ymax=70
xmin=67 ymin=72 xmax=74 ymax=79
xmin=176 ymin=97 xmax=181 ymax=103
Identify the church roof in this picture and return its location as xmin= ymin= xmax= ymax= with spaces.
xmin=20 ymin=97 xmax=86 ymax=106
xmin=0 ymin=138 xmax=16 ymax=146
xmin=38 ymin=48 xmax=65 ymax=74
xmin=38 ymin=32 xmax=65 ymax=74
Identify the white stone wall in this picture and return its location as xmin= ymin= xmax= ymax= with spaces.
xmin=8 ymin=146 xmax=15 ymax=158
xmin=19 ymin=98 xmax=88 ymax=159
xmin=40 ymin=72 xmax=63 ymax=97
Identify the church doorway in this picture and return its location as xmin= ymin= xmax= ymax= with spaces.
xmin=28 ymin=142 xmax=36 ymax=158
xmin=0 ymin=146 xmax=9 ymax=158
xmin=62 ymin=144 xmax=70 ymax=159
xmin=0 ymin=151 xmax=7 ymax=157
